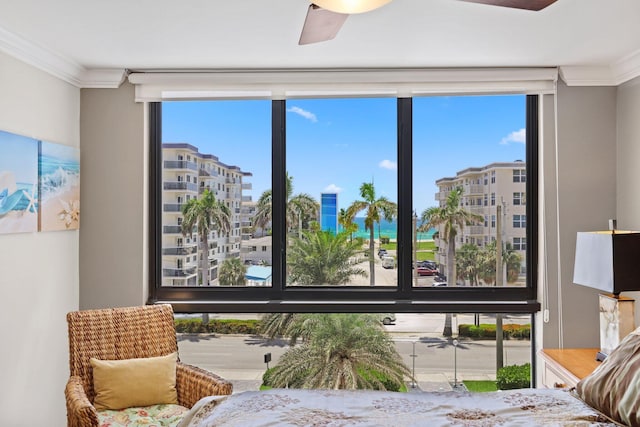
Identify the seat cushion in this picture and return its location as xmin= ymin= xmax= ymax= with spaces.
xmin=97 ymin=403 xmax=189 ymax=427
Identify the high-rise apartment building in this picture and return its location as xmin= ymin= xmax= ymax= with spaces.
xmin=320 ymin=192 xmax=338 ymax=234
xmin=162 ymin=143 xmax=252 ymax=286
xmin=434 ymin=161 xmax=526 ymax=284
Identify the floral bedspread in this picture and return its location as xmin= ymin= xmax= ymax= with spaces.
xmin=178 ymin=388 xmax=620 ymax=427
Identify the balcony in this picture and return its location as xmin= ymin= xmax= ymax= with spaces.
xmin=163 ymin=267 xmax=197 ymax=277
xmin=199 ymin=168 xmax=219 ymax=177
xmin=163 ymin=225 xmax=183 ymax=234
xmin=466 ymin=226 xmax=485 ymax=235
xmin=242 ymin=196 xmax=252 ymax=202
xmin=464 ymin=185 xmax=484 ymax=195
xmin=164 ymin=181 xmax=198 ymax=192
xmin=164 ymin=160 xmax=197 ymax=171
xmin=163 ymin=203 xmax=185 ymax=212
xmin=242 ymin=182 xmax=252 ymax=190
xmin=226 ymin=177 xmax=240 ymax=185
xmin=163 ymin=246 xmax=198 ymax=256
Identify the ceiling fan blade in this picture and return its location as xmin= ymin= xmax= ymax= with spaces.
xmin=299 ymin=4 xmax=349 ymax=45
xmin=457 ymin=0 xmax=558 ymax=11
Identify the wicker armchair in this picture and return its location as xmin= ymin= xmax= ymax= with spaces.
xmin=65 ymin=304 xmax=232 ymax=427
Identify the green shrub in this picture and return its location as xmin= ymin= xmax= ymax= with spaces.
xmin=496 ymin=363 xmax=531 ymax=390
xmin=458 ymin=323 xmax=530 ymax=340
xmin=380 ymin=236 xmax=390 ymax=244
xmin=175 ymin=318 xmax=260 ymax=335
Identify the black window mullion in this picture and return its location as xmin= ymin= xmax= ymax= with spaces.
xmin=271 ymin=100 xmax=286 ymax=297
xmin=525 ymin=95 xmax=539 ymax=301
xmin=397 ymin=98 xmax=413 ymax=296
xmin=148 ymin=102 xmax=162 ymax=304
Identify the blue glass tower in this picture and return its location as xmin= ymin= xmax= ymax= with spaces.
xmin=320 ymin=193 xmax=338 ymax=234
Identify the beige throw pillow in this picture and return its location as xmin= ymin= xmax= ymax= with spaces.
xmin=576 ymin=328 xmax=640 ymax=426
xmin=90 ymin=352 xmax=178 ymax=410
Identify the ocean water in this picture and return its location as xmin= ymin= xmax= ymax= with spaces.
xmin=39 ymin=153 xmax=80 ymax=202
xmin=341 ymin=217 xmax=435 ymax=241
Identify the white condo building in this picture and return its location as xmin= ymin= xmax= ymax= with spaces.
xmin=434 ymin=161 xmax=527 ymax=284
xmin=162 ymin=143 xmax=252 ymax=286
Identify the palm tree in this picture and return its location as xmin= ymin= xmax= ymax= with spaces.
xmin=504 ymin=243 xmax=523 ymax=284
xmin=181 ymin=189 xmax=231 ymax=287
xmin=338 ymin=208 xmax=358 ymax=241
xmin=347 ymin=182 xmax=397 ymax=286
xmin=479 ymin=241 xmax=522 ymax=285
xmin=267 ymin=313 xmax=411 ymax=390
xmin=456 ymin=243 xmax=481 ymax=286
xmin=260 ymin=313 xmax=316 ymax=345
xmin=287 ymin=230 xmax=367 ymax=286
xmin=218 ymin=257 xmax=247 ymax=286
xmin=419 ymin=187 xmax=482 ymax=336
xmin=254 ymin=173 xmax=319 ymax=236
xmin=181 ymin=189 xmax=231 ymax=324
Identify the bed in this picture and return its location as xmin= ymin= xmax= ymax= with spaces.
xmin=178 ymin=328 xmax=640 ymax=427
xmin=178 ymin=387 xmax=618 ymax=426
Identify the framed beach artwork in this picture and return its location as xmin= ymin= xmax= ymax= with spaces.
xmin=0 ymin=130 xmax=39 ymax=234
xmin=38 ymin=141 xmax=80 ymax=231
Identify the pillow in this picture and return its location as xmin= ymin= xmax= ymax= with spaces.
xmin=90 ymin=352 xmax=178 ymax=411
xmin=576 ymin=328 xmax=640 ymax=426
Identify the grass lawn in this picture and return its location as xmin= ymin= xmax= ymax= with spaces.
xmin=463 ymin=380 xmax=498 ymax=392
xmin=381 ymin=241 xmax=436 ymax=261
xmin=381 ymin=241 xmax=436 ymax=251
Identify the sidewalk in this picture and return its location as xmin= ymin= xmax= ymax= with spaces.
xmin=217 ymin=369 xmax=495 ymax=394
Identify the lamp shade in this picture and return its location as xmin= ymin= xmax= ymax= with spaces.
xmin=313 ymin=0 xmax=393 ymax=14
xmin=573 ymin=231 xmax=640 ymax=294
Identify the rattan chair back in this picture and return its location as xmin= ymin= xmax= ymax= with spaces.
xmin=67 ymin=304 xmax=178 ymax=403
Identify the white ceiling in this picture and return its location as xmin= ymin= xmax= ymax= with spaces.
xmin=1 ymin=0 xmax=639 ymax=87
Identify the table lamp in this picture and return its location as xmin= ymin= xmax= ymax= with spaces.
xmin=573 ymin=228 xmax=640 ymax=361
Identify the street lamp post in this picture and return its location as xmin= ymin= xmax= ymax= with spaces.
xmin=410 ymin=341 xmax=417 ymax=388
xmin=453 ymin=339 xmax=459 ymax=389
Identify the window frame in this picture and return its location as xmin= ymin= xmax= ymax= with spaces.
xmin=148 ymin=96 xmax=540 ymax=314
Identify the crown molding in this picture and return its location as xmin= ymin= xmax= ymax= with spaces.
xmin=560 ymin=49 xmax=640 ymax=87
xmin=0 ymin=25 xmax=125 ymax=88
xmin=559 ymin=66 xmax=616 ymax=86
xmin=611 ymin=48 xmax=640 ymax=86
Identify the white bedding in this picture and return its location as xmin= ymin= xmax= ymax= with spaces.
xmin=179 ymin=388 xmax=619 ymax=427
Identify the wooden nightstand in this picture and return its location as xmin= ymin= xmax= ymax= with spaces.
xmin=539 ymin=348 xmax=601 ymax=389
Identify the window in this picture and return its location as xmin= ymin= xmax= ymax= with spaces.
xmin=513 ymin=169 xmax=526 ymax=183
xmin=513 ymin=214 xmax=526 ymax=228
xmin=513 ymin=237 xmax=526 ymax=251
xmin=149 ymin=93 xmax=539 ymax=313
xmin=513 ymin=192 xmax=525 ymax=206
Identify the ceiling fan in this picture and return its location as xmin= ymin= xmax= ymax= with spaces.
xmin=299 ymin=0 xmax=558 ymax=45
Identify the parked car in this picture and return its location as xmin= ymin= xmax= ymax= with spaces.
xmin=381 ymin=313 xmax=396 ymax=325
xmin=381 ymin=256 xmax=395 ymax=269
xmin=417 ymin=266 xmax=438 ymax=276
xmin=432 ymin=281 xmax=447 ymax=287
xmin=378 ymin=248 xmax=388 ymax=259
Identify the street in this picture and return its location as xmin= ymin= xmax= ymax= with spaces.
xmin=177 ymin=313 xmax=532 ymax=392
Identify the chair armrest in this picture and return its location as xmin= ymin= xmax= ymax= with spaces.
xmin=176 ymin=361 xmax=233 ymax=408
xmin=65 ymin=376 xmax=98 ymax=427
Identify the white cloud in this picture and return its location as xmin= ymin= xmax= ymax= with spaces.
xmin=379 ymin=159 xmax=397 ymax=170
xmin=323 ymin=184 xmax=343 ymax=193
xmin=500 ymin=128 xmax=526 ymax=145
xmin=287 ymin=106 xmax=317 ymax=123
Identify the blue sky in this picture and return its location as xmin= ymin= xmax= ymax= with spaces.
xmin=162 ymin=95 xmax=526 ymax=214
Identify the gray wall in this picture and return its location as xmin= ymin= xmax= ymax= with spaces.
xmin=0 ymin=51 xmax=80 ymax=426
xmin=79 ymin=82 xmax=147 ymax=308
xmin=547 ymin=82 xmax=618 ymax=348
